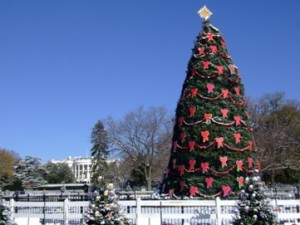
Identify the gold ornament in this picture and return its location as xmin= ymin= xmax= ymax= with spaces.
xmin=198 ymin=5 xmax=212 ymax=20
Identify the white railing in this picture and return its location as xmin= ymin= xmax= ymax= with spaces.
xmin=6 ymin=197 xmax=300 ymax=225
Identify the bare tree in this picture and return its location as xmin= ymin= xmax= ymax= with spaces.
xmin=248 ymin=92 xmax=300 ymax=184
xmin=105 ymin=106 xmax=173 ymax=190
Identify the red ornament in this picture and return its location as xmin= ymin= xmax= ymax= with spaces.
xmin=229 ymin=65 xmax=236 ymax=74
xmin=222 ymin=89 xmax=229 ymax=98
xmin=210 ymin=45 xmax=217 ymax=53
xmin=204 ymin=113 xmax=212 ymax=121
xmin=190 ymin=68 xmax=196 ymax=76
xmin=191 ymin=88 xmax=198 ymax=97
xmin=234 ymin=116 xmax=241 ymax=125
xmin=216 ymin=65 xmax=224 ymax=74
xmin=247 ymin=158 xmax=253 ymax=168
xmin=221 ymin=108 xmax=229 ymax=118
xmin=236 ymin=160 xmax=243 ymax=172
xmin=234 ymin=87 xmax=240 ymax=96
xmin=172 ymin=159 xmax=177 ymax=169
xmin=172 ymin=141 xmax=177 ymax=151
xmin=215 ymin=137 xmax=224 ymax=148
xmin=221 ymin=40 xmax=226 ymax=48
xmin=188 ymin=141 xmax=195 ymax=151
xmin=178 ymin=117 xmax=183 ymax=126
xmin=222 ymin=186 xmax=231 ymax=197
xmin=178 ymin=165 xmax=185 ymax=176
xmin=201 ymin=130 xmax=210 ymax=142
xmin=248 ymin=140 xmax=254 ymax=150
xmin=189 ymin=186 xmax=198 ymax=197
xmin=179 ymin=181 xmax=185 ymax=192
xmin=198 ymin=47 xmax=205 ymax=54
xmin=189 ymin=106 xmax=196 ymax=117
xmin=207 ymin=83 xmax=214 ymax=93
xmin=245 ymin=111 xmax=250 ymax=119
xmin=205 ymin=177 xmax=214 ymax=188
xmin=256 ymin=161 xmax=262 ymax=171
xmin=220 ymin=156 xmax=228 ymax=168
xmin=168 ymin=189 xmax=174 ymax=197
xmin=201 ymin=162 xmax=209 ymax=174
xmin=206 ymin=33 xmax=214 ymax=41
xmin=180 ymin=133 xmax=185 ymax=142
xmin=189 ymin=159 xmax=196 ymax=170
xmin=237 ymin=177 xmax=245 ymax=188
xmin=202 ymin=61 xmax=210 ymax=69
xmin=234 ymin=133 xmax=241 ymax=144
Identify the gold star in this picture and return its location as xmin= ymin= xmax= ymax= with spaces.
xmin=197 ymin=5 xmax=213 ymax=20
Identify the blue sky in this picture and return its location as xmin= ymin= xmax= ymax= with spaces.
xmin=1 ymin=1 xmax=300 ymax=162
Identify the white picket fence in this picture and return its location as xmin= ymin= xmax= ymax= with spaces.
xmin=6 ymin=197 xmax=300 ymax=225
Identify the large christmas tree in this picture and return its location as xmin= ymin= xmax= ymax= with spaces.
xmin=160 ymin=6 xmax=259 ymax=198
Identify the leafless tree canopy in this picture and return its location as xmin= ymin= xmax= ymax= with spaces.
xmin=248 ymin=92 xmax=300 ymax=184
xmin=105 ymin=106 xmax=173 ymax=190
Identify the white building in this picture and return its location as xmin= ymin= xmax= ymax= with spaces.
xmin=51 ymin=156 xmax=92 ymax=183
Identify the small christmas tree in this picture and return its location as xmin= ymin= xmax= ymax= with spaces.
xmin=0 ymin=189 xmax=15 ymax=225
xmin=232 ymin=170 xmax=277 ymax=225
xmin=84 ymin=177 xmax=129 ymax=225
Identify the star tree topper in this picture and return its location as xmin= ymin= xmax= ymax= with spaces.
xmin=197 ymin=5 xmax=212 ymax=20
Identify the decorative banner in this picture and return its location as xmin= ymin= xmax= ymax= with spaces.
xmin=201 ymin=130 xmax=210 ymax=142
xmin=201 ymin=162 xmax=209 ymax=173
xmin=220 ymin=156 xmax=228 ymax=168
xmin=222 ymin=186 xmax=231 ymax=197
xmin=205 ymin=177 xmax=214 ymax=188
xmin=207 ymin=83 xmax=215 ymax=93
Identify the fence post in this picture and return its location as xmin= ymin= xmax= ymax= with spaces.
xmin=216 ymin=197 xmax=222 ymax=225
xmin=10 ymin=198 xmax=15 ymax=222
xmin=64 ymin=198 xmax=69 ymax=225
xmin=136 ymin=197 xmax=141 ymax=225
